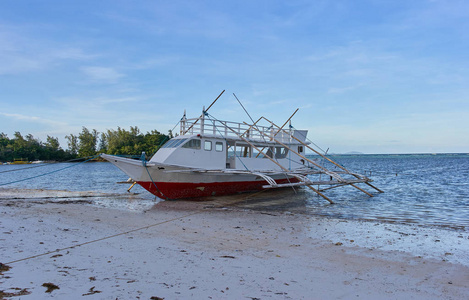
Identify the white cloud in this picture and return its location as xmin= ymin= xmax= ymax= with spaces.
xmin=0 ymin=28 xmax=41 ymax=74
xmin=80 ymin=66 xmax=125 ymax=83
xmin=0 ymin=54 xmax=42 ymax=75
xmin=0 ymin=112 xmax=67 ymax=127
xmin=0 ymin=24 xmax=99 ymax=75
xmin=129 ymin=56 xmax=181 ymax=70
xmin=98 ymin=97 xmax=140 ymax=104
xmin=327 ymin=84 xmax=363 ymax=94
xmin=53 ymin=47 xmax=99 ymax=61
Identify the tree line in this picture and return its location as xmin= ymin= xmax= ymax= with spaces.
xmin=0 ymin=126 xmax=170 ymax=162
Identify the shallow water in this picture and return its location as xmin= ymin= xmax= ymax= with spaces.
xmin=1 ymin=154 xmax=469 ymax=229
xmin=317 ymin=154 xmax=469 ymax=229
xmin=229 ymin=153 xmax=469 ymax=229
xmin=0 ymin=162 xmax=157 ymax=211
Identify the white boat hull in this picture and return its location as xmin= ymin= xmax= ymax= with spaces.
xmin=102 ymin=154 xmax=299 ymax=200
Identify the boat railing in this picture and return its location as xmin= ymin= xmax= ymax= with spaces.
xmin=180 ymin=117 xmax=292 ymax=142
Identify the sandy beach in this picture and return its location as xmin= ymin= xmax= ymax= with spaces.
xmin=1 ymin=190 xmax=469 ymax=299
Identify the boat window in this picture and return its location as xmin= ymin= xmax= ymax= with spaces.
xmin=215 ymin=142 xmax=223 ymax=152
xmin=162 ymin=139 xmax=177 ymax=148
xmin=204 ymin=140 xmax=212 ymax=151
xmin=298 ymin=146 xmax=304 ymax=153
xmin=227 ymin=142 xmax=236 ymax=158
xmin=253 ymin=146 xmax=275 ymax=159
xmin=182 ymin=139 xmax=201 ymax=149
xmin=275 ymin=147 xmax=289 ymax=159
xmin=173 ymin=139 xmax=187 ymax=147
xmin=162 ymin=138 xmax=187 ymax=148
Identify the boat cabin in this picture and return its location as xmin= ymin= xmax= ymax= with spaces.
xmin=149 ymin=114 xmax=309 ymax=171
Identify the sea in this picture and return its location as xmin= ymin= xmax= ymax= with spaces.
xmin=1 ymin=153 xmax=468 ymax=230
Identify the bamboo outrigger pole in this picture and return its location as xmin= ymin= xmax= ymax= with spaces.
xmin=183 ymin=90 xmax=225 ymax=135
xmin=275 ymin=108 xmax=299 ymax=136
xmin=261 ymin=116 xmax=384 ymax=194
xmin=240 ymin=116 xmax=262 ymax=138
xmin=248 ymin=122 xmax=374 ymax=197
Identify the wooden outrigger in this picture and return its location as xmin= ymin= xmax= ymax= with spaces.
xmin=191 ymin=111 xmax=382 ymax=204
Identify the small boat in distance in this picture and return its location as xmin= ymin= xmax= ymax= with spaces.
xmin=10 ymin=158 xmax=31 ymax=165
xmin=101 ymin=92 xmax=382 ymax=202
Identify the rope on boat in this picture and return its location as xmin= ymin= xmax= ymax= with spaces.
xmin=0 ymin=155 xmax=101 ymax=187
xmin=141 ymin=154 xmax=170 ymax=200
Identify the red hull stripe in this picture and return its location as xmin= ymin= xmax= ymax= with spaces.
xmin=137 ymin=178 xmax=299 ymax=200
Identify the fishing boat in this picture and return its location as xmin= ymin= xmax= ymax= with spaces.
xmin=11 ymin=158 xmax=31 ymax=165
xmin=101 ymin=92 xmax=382 ymax=202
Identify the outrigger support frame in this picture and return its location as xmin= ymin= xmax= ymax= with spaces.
xmin=180 ymin=103 xmax=382 ymax=204
xmin=258 ymin=116 xmax=384 ymax=195
xmin=221 ymin=120 xmax=335 ymax=204
xmin=235 ymin=114 xmax=381 ymax=202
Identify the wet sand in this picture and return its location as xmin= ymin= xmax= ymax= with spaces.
xmin=1 ymin=191 xmax=469 ymax=299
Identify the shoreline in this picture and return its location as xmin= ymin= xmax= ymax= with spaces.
xmin=1 ymin=186 xmax=467 ymax=231
xmin=1 ymin=196 xmax=469 ymax=299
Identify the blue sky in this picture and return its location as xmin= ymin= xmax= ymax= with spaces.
xmin=1 ymin=0 xmax=468 ymax=154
